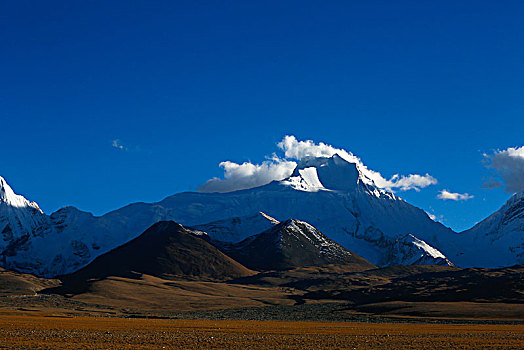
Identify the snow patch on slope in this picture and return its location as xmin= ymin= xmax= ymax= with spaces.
xmin=409 ymin=235 xmax=446 ymax=260
xmin=405 ymin=234 xmax=454 ymax=266
xmin=381 ymin=234 xmax=454 ymax=266
xmin=281 ymin=166 xmax=325 ymax=192
xmin=283 ymin=219 xmax=352 ymax=260
xmin=192 ymin=211 xmax=280 ymax=243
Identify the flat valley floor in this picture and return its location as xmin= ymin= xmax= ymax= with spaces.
xmin=1 ymin=266 xmax=522 ymax=348
xmin=0 ymin=315 xmax=523 ymax=349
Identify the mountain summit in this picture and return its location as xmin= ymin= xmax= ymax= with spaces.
xmin=279 ymin=154 xmax=388 ymax=193
xmin=457 ymin=191 xmax=524 ymax=267
xmin=63 ymin=221 xmax=254 ymax=282
xmin=216 ymin=219 xmax=375 ymax=271
xmin=0 ymin=162 xmax=521 ymax=276
xmin=0 ymin=177 xmax=49 ymax=258
xmin=0 ymin=176 xmax=43 ymax=214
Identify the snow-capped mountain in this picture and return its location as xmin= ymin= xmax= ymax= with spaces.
xmin=0 ymin=177 xmax=176 ymax=276
xmin=456 ymin=191 xmax=524 ymax=267
xmin=387 ymin=234 xmax=455 ymax=267
xmin=214 ymin=219 xmax=375 ymax=271
xmin=0 ymin=177 xmax=53 ymax=258
xmin=0 ymin=154 xmax=521 ymax=276
xmin=281 ymin=154 xmax=387 ymax=194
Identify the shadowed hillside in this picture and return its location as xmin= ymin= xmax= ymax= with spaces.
xmin=216 ymin=219 xmax=376 ymax=271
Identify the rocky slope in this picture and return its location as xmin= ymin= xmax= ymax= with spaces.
xmin=215 ymin=219 xmax=375 ymax=271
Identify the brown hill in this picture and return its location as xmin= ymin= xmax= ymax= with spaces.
xmin=0 ymin=268 xmax=59 ymax=296
xmin=60 ymin=221 xmax=254 ymax=284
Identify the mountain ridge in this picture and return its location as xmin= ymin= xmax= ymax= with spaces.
xmin=215 ymin=219 xmax=376 ymax=271
xmin=0 ymin=155 xmax=521 ymax=276
xmin=58 ymin=221 xmax=254 ymax=283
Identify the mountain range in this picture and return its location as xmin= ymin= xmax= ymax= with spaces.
xmin=1 ymin=154 xmax=522 ymax=277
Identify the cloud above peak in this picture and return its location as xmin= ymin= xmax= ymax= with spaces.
xmin=277 ymin=135 xmax=437 ymax=192
xmin=197 ymin=156 xmax=296 ymax=193
xmin=277 ymin=135 xmax=360 ymax=163
xmin=483 ymin=146 xmax=524 ymax=193
xmin=199 ymin=135 xmax=438 ymax=193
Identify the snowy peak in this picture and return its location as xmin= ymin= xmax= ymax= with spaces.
xmin=454 ymin=192 xmax=523 ymax=267
xmin=0 ymin=176 xmax=49 ymax=256
xmin=401 ymin=234 xmax=454 ymax=266
xmin=0 ymin=176 xmax=13 ymax=201
xmin=501 ymin=191 xmax=524 ymax=225
xmin=465 ymin=191 xmax=524 ymax=235
xmin=278 ymin=219 xmax=359 ymax=260
xmin=218 ymin=218 xmax=376 ymax=271
xmin=279 ymin=219 xmax=340 ymax=249
xmin=281 ymin=154 xmax=373 ymax=192
xmin=0 ymin=176 xmax=42 ymax=212
xmin=0 ymin=170 xmax=520 ymax=277
xmin=280 ymin=166 xmax=325 ymax=192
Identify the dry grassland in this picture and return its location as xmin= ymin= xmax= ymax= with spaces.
xmin=0 ymin=315 xmax=522 ymax=349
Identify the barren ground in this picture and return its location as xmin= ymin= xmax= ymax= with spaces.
xmin=0 ymin=315 xmax=522 ymax=350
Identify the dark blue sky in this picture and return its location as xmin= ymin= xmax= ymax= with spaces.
xmin=1 ymin=1 xmax=523 ymax=231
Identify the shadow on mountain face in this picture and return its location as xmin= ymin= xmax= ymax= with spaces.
xmin=45 ymin=221 xmax=255 ymax=295
xmin=214 ymin=219 xmax=376 ymax=272
xmin=37 ymin=220 xmax=522 ymax=321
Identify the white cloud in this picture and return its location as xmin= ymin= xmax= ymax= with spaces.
xmin=199 ymin=135 xmax=438 ymax=193
xmin=483 ymin=146 xmax=524 ymax=193
xmin=197 ymin=155 xmax=296 ymax=193
xmin=426 ymin=212 xmax=445 ymax=223
xmin=386 ymin=174 xmax=438 ymax=191
xmin=277 ymin=135 xmax=437 ymax=192
xmin=111 ymin=139 xmax=127 ymax=151
xmin=277 ymin=135 xmax=361 ymax=164
xmin=437 ymin=189 xmax=474 ymax=201
xmin=425 ymin=207 xmax=446 ymax=224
